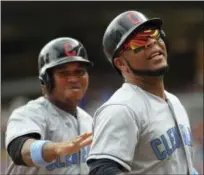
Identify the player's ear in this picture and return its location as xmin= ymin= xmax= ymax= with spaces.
xmin=114 ymin=57 xmax=126 ymax=72
xmin=114 ymin=56 xmax=130 ymax=74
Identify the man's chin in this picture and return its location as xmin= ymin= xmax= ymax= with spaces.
xmin=66 ymin=91 xmax=84 ymax=101
xmin=148 ymin=66 xmax=169 ymax=76
xmin=130 ymin=65 xmax=169 ymax=77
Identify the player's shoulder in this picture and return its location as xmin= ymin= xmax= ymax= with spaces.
xmin=165 ymin=90 xmax=182 ymax=104
xmin=94 ymin=83 xmax=145 ymax=118
xmin=102 ymin=83 xmax=146 ymax=109
xmin=11 ymin=96 xmax=49 ymax=116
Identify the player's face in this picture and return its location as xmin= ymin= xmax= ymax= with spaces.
xmin=119 ymin=28 xmax=168 ymax=74
xmin=52 ymin=62 xmax=89 ymax=103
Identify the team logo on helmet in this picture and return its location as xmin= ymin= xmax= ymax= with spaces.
xmin=64 ymin=42 xmax=77 ymax=56
xmin=127 ymin=12 xmax=142 ymax=25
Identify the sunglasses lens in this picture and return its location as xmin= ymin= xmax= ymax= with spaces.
xmin=129 ymin=40 xmax=146 ymax=49
xmin=151 ymin=29 xmax=160 ymax=39
xmin=130 ymin=29 xmax=160 ymax=47
xmin=120 ymin=29 xmax=161 ymax=55
xmin=136 ymin=29 xmax=160 ymax=39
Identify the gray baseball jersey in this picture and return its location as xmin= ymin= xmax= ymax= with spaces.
xmin=87 ymin=83 xmax=194 ymax=174
xmin=5 ymin=96 xmax=92 ymax=175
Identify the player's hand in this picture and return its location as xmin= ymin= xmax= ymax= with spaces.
xmin=54 ymin=132 xmax=92 ymax=156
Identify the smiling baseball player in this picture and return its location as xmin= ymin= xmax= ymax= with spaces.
xmin=87 ymin=11 xmax=198 ymax=175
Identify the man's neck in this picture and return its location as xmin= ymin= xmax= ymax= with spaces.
xmin=47 ymin=96 xmax=77 ymax=117
xmin=127 ymin=75 xmax=166 ymax=100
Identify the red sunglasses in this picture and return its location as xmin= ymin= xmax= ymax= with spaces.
xmin=119 ymin=29 xmax=161 ymax=55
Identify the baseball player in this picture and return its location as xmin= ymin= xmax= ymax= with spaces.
xmin=5 ymin=37 xmax=93 ymax=175
xmin=87 ymin=11 xmax=198 ymax=175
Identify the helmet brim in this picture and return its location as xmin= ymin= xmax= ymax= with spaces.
xmin=40 ymin=56 xmax=93 ymax=76
xmin=114 ymin=18 xmax=163 ymax=58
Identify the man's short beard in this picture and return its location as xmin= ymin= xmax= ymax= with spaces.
xmin=125 ymin=59 xmax=169 ymax=77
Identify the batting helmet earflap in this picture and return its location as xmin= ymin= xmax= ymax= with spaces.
xmin=103 ymin=10 xmax=165 ymax=69
xmin=38 ymin=37 xmax=93 ymax=92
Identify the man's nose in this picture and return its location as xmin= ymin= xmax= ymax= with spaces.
xmin=145 ymin=38 xmax=157 ymax=49
xmin=67 ymin=75 xmax=79 ymax=83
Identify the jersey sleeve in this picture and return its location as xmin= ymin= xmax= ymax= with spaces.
xmin=5 ymin=106 xmax=47 ymax=149
xmin=87 ymin=104 xmax=140 ymax=171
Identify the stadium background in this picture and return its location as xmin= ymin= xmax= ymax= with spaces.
xmin=1 ymin=1 xmax=203 ymax=174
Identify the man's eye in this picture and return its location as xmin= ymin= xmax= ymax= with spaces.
xmin=58 ymin=71 xmax=69 ymax=76
xmin=56 ymin=69 xmax=86 ymax=77
xmin=75 ymin=70 xmax=86 ymax=76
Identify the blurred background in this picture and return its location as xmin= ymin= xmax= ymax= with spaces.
xmin=1 ymin=1 xmax=203 ymax=174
